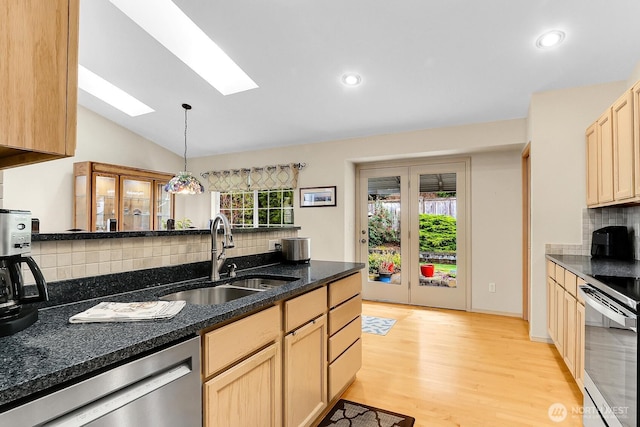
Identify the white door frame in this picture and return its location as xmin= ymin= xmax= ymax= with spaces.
xmin=355 ymin=157 xmax=471 ymax=311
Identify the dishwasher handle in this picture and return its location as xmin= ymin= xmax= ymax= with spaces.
xmin=579 ymin=285 xmax=637 ymax=330
xmin=46 ymin=363 xmax=192 ymax=427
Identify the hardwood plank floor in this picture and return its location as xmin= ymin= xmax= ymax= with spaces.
xmin=342 ymin=301 xmax=583 ymax=426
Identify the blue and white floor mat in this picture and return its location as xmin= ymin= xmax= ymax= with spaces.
xmin=361 ymin=315 xmax=397 ymax=336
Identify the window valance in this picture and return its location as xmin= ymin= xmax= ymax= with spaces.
xmin=201 ymin=162 xmax=306 ymax=192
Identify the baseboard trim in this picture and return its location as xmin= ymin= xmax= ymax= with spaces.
xmin=471 ymin=308 xmax=522 ymax=318
xmin=530 ymin=335 xmax=553 ymax=344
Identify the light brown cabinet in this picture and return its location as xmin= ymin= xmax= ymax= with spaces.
xmin=73 ymin=162 xmax=175 ymax=231
xmin=0 ymin=0 xmax=79 ymax=168
xmin=204 ymin=343 xmax=282 ymax=427
xmin=546 ymin=260 xmax=585 ymax=392
xmin=613 ymin=91 xmax=635 ymax=201
xmin=202 ymin=305 xmax=282 ymax=427
xmin=586 ymin=80 xmax=640 ymax=207
xmin=634 ymin=81 xmax=640 ymax=196
xmin=200 ymin=272 xmax=363 ymax=427
xmin=327 ymin=273 xmax=362 ymax=401
xmin=546 ymin=266 xmax=557 ymax=343
xmin=283 ymin=286 xmax=328 ymax=427
xmin=597 ymin=110 xmax=615 ymax=204
xmin=586 ymin=123 xmax=599 ymax=206
xmin=284 ymin=314 xmax=328 ymax=427
xmin=575 ymin=287 xmax=586 ymax=392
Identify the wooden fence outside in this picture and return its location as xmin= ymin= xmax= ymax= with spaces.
xmin=368 ymin=198 xmax=456 ymax=229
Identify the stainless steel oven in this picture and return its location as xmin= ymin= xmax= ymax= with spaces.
xmin=580 ymin=279 xmax=638 ymax=427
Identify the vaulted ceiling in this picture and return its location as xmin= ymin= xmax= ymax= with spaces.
xmin=78 ymin=0 xmax=640 ymax=158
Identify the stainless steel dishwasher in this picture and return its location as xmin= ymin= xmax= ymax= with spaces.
xmin=0 ymin=336 xmax=201 ymax=427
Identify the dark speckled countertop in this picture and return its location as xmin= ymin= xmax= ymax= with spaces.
xmin=546 ymin=254 xmax=640 ymax=309
xmin=546 ymin=254 xmax=640 ymax=280
xmin=0 ymin=260 xmax=364 ymax=410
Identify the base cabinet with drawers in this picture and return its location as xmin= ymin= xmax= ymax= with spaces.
xmin=200 ymin=270 xmax=363 ymax=427
xmin=546 ymin=260 xmax=585 ymax=393
xmin=328 ymin=272 xmax=363 ymax=401
xmin=202 ymin=305 xmax=282 ymax=427
xmin=284 ymin=286 xmax=328 ymax=427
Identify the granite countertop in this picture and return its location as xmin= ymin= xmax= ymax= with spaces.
xmin=32 ymin=226 xmax=301 ymax=241
xmin=0 ymin=260 xmax=364 ymax=410
xmin=545 ymin=254 xmax=640 ymax=279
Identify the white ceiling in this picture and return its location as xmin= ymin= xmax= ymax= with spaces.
xmin=78 ymin=0 xmax=640 ymax=158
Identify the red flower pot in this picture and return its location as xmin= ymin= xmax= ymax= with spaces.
xmin=421 ymin=264 xmax=435 ymax=277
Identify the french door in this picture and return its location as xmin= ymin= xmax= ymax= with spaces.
xmin=357 ymin=160 xmax=469 ymax=310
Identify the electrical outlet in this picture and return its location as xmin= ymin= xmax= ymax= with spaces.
xmin=268 ymin=239 xmax=281 ymax=251
xmin=489 ymin=282 xmax=496 ymax=293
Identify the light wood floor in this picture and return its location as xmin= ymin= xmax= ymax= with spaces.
xmin=342 ymin=301 xmax=583 ymax=427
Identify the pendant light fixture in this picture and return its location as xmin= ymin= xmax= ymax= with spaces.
xmin=164 ymin=103 xmax=205 ymax=194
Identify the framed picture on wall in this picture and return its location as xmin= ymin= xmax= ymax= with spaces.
xmin=300 ymin=186 xmax=337 ymax=207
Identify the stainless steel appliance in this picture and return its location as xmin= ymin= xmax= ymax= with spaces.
xmin=281 ymin=237 xmax=311 ymax=263
xmin=580 ymin=277 xmax=638 ymax=427
xmin=0 ymin=209 xmax=48 ymax=337
xmin=0 ymin=336 xmax=202 ymax=426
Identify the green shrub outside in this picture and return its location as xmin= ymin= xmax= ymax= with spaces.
xmin=367 ymin=200 xmax=399 ymax=247
xmin=419 ymin=213 xmax=456 ymax=252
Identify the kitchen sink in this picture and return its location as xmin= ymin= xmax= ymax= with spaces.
xmin=160 ymin=286 xmax=261 ymax=305
xmin=227 ymin=276 xmax=297 ymax=290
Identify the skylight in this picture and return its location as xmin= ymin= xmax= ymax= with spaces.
xmin=109 ymin=0 xmax=258 ymax=96
xmin=77 ymin=65 xmax=155 ymax=117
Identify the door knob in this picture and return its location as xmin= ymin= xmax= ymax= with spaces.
xmin=360 ymin=239 xmax=367 ymax=244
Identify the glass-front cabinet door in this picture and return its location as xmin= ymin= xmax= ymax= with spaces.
xmin=94 ymin=174 xmax=118 ymax=232
xmin=155 ymin=181 xmax=172 ymax=230
xmin=73 ymin=162 xmax=176 ymax=231
xmin=121 ymin=178 xmax=152 ymax=231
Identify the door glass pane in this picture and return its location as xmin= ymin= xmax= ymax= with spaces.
xmin=367 ymin=176 xmax=401 ymax=285
xmin=75 ymin=175 xmax=87 ymax=230
xmin=417 ymin=173 xmax=457 ymax=288
xmin=95 ymin=176 xmax=116 ymax=231
xmin=156 ymin=183 xmax=172 ymax=230
xmin=122 ymin=179 xmax=151 ymax=231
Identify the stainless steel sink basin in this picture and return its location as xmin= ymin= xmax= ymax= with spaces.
xmin=227 ymin=276 xmax=296 ymax=290
xmin=160 ymin=286 xmax=261 ymax=305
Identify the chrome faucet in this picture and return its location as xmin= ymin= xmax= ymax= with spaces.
xmin=210 ymin=213 xmax=234 ymax=281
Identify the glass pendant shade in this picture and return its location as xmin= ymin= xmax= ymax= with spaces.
xmin=164 ymin=171 xmax=204 ymax=194
xmin=165 ymin=103 xmax=204 ymax=195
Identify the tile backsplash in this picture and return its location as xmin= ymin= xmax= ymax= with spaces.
xmin=546 ymin=206 xmax=640 ymax=259
xmin=25 ymin=229 xmax=298 ymax=284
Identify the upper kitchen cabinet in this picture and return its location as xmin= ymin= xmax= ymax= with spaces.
xmin=74 ymin=162 xmax=175 ymax=232
xmin=612 ymin=91 xmax=634 ymax=201
xmin=0 ymin=0 xmax=79 ymax=168
xmin=634 ymin=81 xmax=640 ymax=196
xmin=585 ymin=123 xmax=599 ymax=206
xmin=586 ymin=82 xmax=638 ymax=207
xmin=597 ymin=110 xmax=614 ymax=204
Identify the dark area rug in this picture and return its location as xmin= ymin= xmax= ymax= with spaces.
xmin=317 ymin=399 xmax=415 ymax=427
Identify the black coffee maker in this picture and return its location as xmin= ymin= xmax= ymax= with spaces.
xmin=0 ymin=210 xmax=48 ymax=337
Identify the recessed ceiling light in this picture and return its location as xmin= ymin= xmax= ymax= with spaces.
xmin=77 ymin=65 xmax=154 ymax=117
xmin=536 ymin=30 xmax=566 ymax=49
xmin=342 ymin=73 xmax=362 ymax=87
xmin=109 ymin=0 xmax=258 ymax=96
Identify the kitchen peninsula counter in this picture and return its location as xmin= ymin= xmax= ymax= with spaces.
xmin=32 ymin=226 xmax=301 ymax=241
xmin=0 ymin=260 xmax=364 ymax=410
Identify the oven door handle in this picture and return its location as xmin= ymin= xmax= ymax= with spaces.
xmin=579 ymin=285 xmax=637 ymax=330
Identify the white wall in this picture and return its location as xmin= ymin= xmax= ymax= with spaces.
xmin=3 ymin=104 xmax=526 ymax=315
xmin=471 ymin=149 xmax=522 ymax=315
xmin=2 ymin=106 xmax=183 ymax=232
xmin=528 ymin=81 xmax=627 ymax=340
xmin=189 ymin=119 xmax=526 ymax=314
